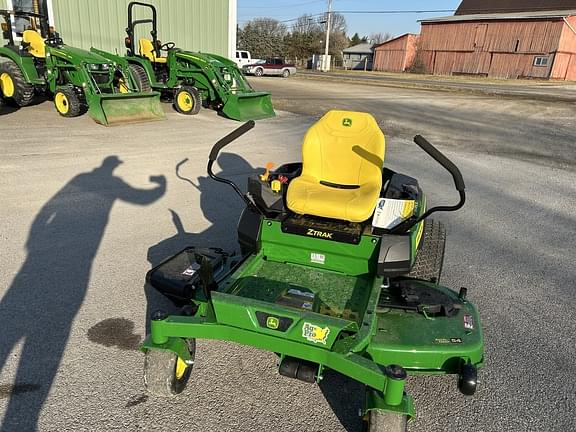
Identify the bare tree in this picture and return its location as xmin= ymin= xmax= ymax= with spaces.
xmin=238 ymin=18 xmax=288 ymax=58
xmin=369 ymin=32 xmax=393 ymax=45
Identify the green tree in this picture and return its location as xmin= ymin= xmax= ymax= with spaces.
xmin=350 ymin=32 xmax=361 ymax=46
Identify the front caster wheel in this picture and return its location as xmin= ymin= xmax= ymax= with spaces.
xmin=368 ymin=410 xmax=408 ymax=432
xmin=143 ymin=339 xmax=195 ymax=397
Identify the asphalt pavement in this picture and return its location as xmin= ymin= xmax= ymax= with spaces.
xmin=0 ymin=84 xmax=575 ymax=432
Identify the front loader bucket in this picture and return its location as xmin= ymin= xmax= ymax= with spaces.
xmin=88 ymin=92 xmax=165 ymax=126
xmin=221 ymin=91 xmax=276 ymax=121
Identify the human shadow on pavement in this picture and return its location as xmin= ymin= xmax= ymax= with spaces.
xmin=0 ymin=156 xmax=166 ymax=432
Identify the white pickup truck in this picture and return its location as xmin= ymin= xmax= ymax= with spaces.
xmin=234 ymin=50 xmax=264 ymax=68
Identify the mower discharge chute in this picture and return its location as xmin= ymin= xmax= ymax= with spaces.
xmin=0 ymin=10 xmax=164 ymax=126
xmin=142 ymin=111 xmax=484 ymax=431
xmin=92 ymin=1 xmax=275 ymax=121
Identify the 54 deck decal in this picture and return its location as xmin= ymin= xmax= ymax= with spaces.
xmin=302 ymin=322 xmax=330 ymax=345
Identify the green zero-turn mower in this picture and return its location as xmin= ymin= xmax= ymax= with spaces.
xmin=0 ymin=10 xmax=164 ymax=126
xmin=143 ymin=111 xmax=484 ymax=431
xmin=91 ymin=1 xmax=275 ymax=122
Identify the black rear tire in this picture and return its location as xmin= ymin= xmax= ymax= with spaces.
xmin=0 ymin=60 xmax=35 ymax=106
xmin=128 ymin=64 xmax=152 ymax=92
xmin=408 ymin=219 xmax=446 ymax=283
xmin=282 ymin=69 xmax=290 ymax=78
xmin=368 ymin=410 xmax=408 ymax=432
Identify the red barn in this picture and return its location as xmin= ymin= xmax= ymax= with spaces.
xmin=373 ymin=34 xmax=420 ymax=73
xmin=418 ymin=0 xmax=576 ymax=80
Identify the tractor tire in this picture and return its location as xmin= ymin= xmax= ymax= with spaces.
xmin=282 ymin=69 xmax=291 ymax=78
xmin=0 ymin=60 xmax=35 ymax=107
xmin=408 ymin=219 xmax=446 ymax=283
xmin=174 ymin=86 xmax=201 ymax=115
xmin=143 ymin=339 xmax=195 ymax=397
xmin=128 ymin=64 xmax=152 ymax=92
xmin=368 ymin=410 xmax=408 ymax=432
xmin=254 ymin=67 xmax=264 ymax=77
xmin=53 ymin=86 xmax=85 ymax=118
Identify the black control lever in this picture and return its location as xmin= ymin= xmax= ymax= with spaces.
xmin=206 ymin=121 xmax=262 ymax=214
xmin=389 ymin=135 xmax=466 ymax=234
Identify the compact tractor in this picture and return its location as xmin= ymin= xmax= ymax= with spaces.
xmin=93 ymin=2 xmax=275 ymax=121
xmin=0 ymin=10 xmax=163 ymax=125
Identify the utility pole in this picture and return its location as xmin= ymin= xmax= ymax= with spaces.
xmin=323 ymin=0 xmax=332 ymax=72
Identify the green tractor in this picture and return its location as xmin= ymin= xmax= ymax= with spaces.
xmin=91 ymin=1 xmax=275 ymax=122
xmin=0 ymin=10 xmax=164 ymax=126
xmin=143 ymin=111 xmax=484 ymax=431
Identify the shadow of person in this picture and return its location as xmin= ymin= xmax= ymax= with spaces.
xmin=0 ymin=156 xmax=166 ymax=432
xmin=144 ymin=153 xmax=259 ymax=331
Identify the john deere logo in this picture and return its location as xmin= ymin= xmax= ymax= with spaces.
xmin=266 ymin=316 xmax=280 ymax=330
xmin=342 ymin=118 xmax=353 ymax=127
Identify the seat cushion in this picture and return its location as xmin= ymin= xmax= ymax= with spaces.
xmin=23 ymin=30 xmax=45 ymax=58
xmin=286 ymin=175 xmax=381 ymax=223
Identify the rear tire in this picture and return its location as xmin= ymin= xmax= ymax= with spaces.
xmin=282 ymin=69 xmax=290 ymax=78
xmin=408 ymin=219 xmax=446 ymax=283
xmin=143 ymin=339 xmax=195 ymax=397
xmin=128 ymin=64 xmax=152 ymax=92
xmin=368 ymin=410 xmax=408 ymax=432
xmin=0 ymin=60 xmax=35 ymax=107
xmin=254 ymin=67 xmax=264 ymax=77
xmin=53 ymin=86 xmax=85 ymax=117
xmin=174 ymin=86 xmax=201 ymax=115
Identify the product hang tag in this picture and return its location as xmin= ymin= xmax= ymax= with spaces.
xmin=372 ymin=198 xmax=415 ymax=229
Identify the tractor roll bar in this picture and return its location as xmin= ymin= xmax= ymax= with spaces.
xmin=126 ymin=2 xmax=159 ymax=56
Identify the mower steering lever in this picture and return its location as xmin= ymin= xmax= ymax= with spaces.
xmin=414 ymin=135 xmax=465 ymax=191
xmin=208 ymin=120 xmax=255 ymax=162
xmin=207 ymin=121 xmax=262 ymax=215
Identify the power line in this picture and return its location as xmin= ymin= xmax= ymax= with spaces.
xmin=239 ymin=0 xmax=324 ymax=9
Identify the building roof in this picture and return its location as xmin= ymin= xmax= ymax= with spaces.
xmin=374 ymin=33 xmax=418 ymax=49
xmin=420 ymin=9 xmax=576 ymax=24
xmin=455 ymin=0 xmax=576 ymax=16
xmin=343 ymin=43 xmax=374 ymax=54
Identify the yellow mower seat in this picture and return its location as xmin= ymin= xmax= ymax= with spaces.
xmin=139 ymin=38 xmax=167 ymax=63
xmin=23 ymin=30 xmax=45 ymax=58
xmin=287 ymin=110 xmax=385 ymax=223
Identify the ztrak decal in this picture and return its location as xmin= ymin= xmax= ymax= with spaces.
xmin=302 ymin=322 xmax=330 ymax=345
xmin=306 ymin=228 xmax=333 ymax=239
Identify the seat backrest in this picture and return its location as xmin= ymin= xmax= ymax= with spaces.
xmin=139 ymin=38 xmax=157 ymax=61
xmin=23 ymin=30 xmax=45 ymax=58
xmin=301 ymin=110 xmax=385 ymax=187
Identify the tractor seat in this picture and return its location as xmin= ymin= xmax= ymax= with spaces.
xmin=286 ymin=110 xmax=385 ymax=223
xmin=23 ymin=30 xmax=46 ymax=58
xmin=139 ymin=38 xmax=167 ymax=63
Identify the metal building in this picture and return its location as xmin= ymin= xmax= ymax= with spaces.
xmin=0 ymin=0 xmax=237 ymax=59
xmin=418 ymin=0 xmax=576 ymax=80
xmin=373 ymin=34 xmax=419 ymax=73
